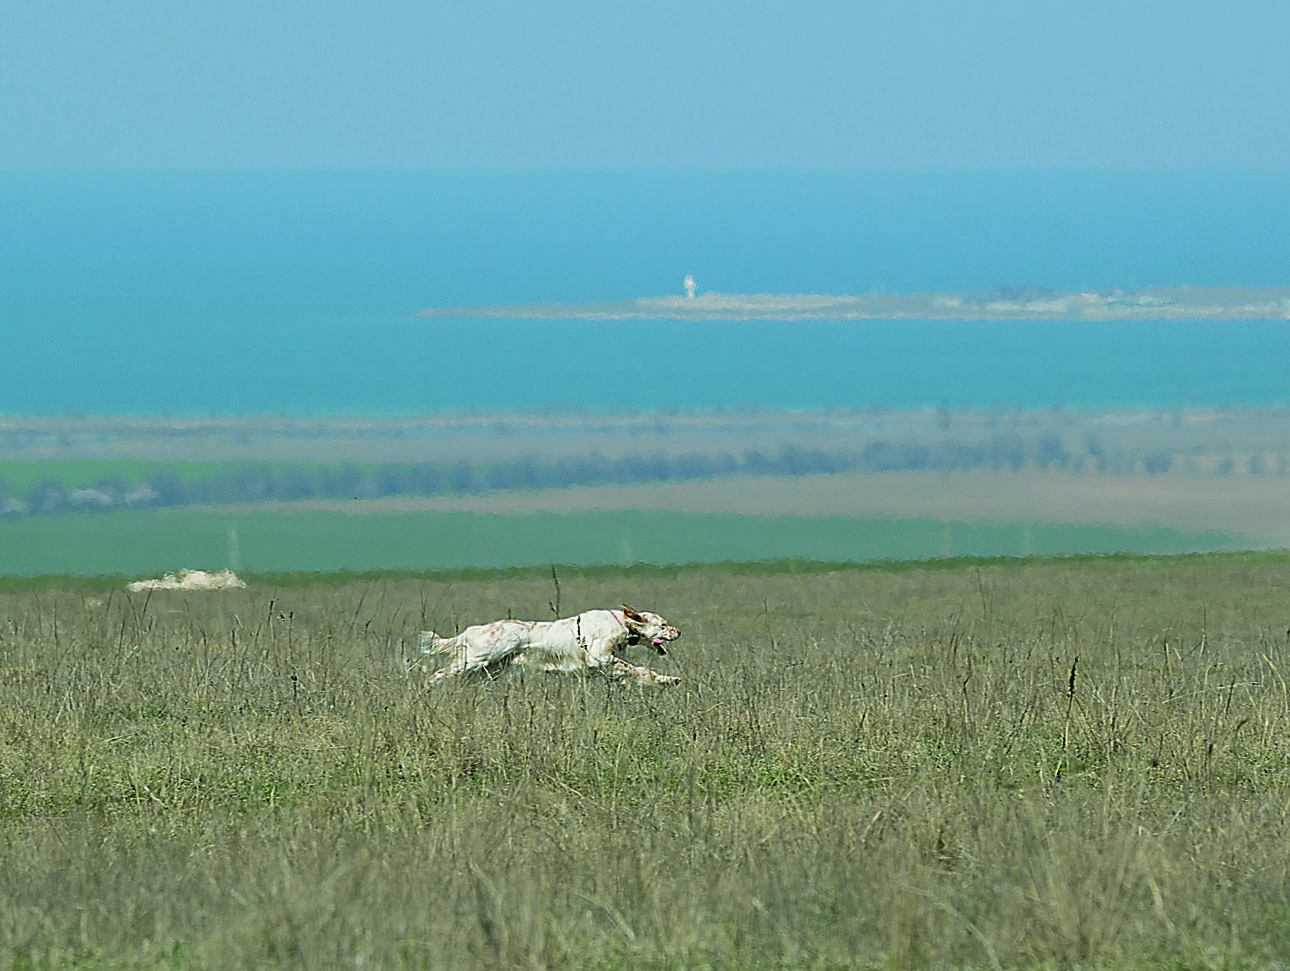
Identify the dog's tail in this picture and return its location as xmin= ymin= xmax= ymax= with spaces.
xmin=418 ymin=630 xmax=456 ymax=655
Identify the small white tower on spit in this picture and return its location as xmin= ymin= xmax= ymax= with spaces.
xmin=683 ymin=273 xmax=697 ymax=299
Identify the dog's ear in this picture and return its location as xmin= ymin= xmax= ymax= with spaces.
xmin=621 ymin=604 xmax=644 ymax=622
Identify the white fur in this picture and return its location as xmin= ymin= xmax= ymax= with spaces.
xmin=418 ymin=606 xmax=680 ymax=686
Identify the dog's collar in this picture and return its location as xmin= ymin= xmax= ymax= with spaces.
xmin=609 ymin=610 xmax=641 ymax=645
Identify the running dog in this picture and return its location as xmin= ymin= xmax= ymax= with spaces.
xmin=418 ymin=605 xmax=680 ymax=686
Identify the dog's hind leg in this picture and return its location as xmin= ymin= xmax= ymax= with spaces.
xmin=426 ymin=635 xmax=525 ymax=686
xmin=423 ymin=639 xmax=484 ymax=686
xmin=426 ymin=666 xmax=453 ymax=686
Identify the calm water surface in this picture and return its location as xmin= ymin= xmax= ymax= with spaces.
xmin=5 ymin=170 xmax=1288 ymax=414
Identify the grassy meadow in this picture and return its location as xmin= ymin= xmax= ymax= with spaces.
xmin=2 ymin=553 xmax=1290 ymax=968
xmin=0 ymin=506 xmax=1251 ymax=575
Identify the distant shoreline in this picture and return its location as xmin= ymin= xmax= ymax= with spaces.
xmin=419 ymin=284 xmax=1290 ymax=322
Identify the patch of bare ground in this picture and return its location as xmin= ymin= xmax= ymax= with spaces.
xmin=175 ymin=469 xmax=1290 ymax=545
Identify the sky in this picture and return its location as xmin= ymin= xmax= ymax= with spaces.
xmin=3 ymin=0 xmax=1289 ymax=171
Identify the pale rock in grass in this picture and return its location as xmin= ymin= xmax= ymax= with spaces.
xmin=126 ymin=569 xmax=247 ymax=592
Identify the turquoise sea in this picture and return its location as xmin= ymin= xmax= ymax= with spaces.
xmin=5 ymin=169 xmax=1290 ymax=415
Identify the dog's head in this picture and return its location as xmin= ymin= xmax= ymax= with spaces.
xmin=621 ymin=604 xmax=680 ymax=655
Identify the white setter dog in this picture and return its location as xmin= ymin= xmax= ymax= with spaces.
xmin=418 ymin=605 xmax=681 ymax=686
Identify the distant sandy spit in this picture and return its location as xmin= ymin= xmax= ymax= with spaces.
xmin=418 ymin=285 xmax=1290 ymax=322
xmin=171 ymin=470 xmax=1290 ymax=547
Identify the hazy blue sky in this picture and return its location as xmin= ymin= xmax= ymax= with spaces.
xmin=4 ymin=0 xmax=1288 ymax=171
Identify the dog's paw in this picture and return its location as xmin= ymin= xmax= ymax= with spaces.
xmin=654 ymin=674 xmax=682 ymax=685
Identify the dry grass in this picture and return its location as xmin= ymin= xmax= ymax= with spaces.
xmin=163 ymin=468 xmax=1290 ymax=541
xmin=1 ymin=555 xmax=1289 ymax=968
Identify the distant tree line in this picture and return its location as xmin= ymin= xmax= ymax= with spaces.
xmin=1 ymin=436 xmax=1285 ymax=519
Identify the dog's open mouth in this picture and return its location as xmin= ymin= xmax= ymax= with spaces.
xmin=651 ymin=637 xmax=669 ymax=655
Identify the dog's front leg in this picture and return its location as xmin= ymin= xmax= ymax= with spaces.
xmin=607 ymin=656 xmax=680 ymax=686
xmin=584 ymin=638 xmax=678 ymax=686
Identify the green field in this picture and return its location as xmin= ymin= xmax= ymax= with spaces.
xmin=2 ymin=554 xmax=1290 ymax=968
xmin=0 ymin=506 xmax=1251 ymax=575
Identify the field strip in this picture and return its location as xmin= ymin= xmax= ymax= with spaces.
xmin=166 ymin=470 xmax=1290 ymax=544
